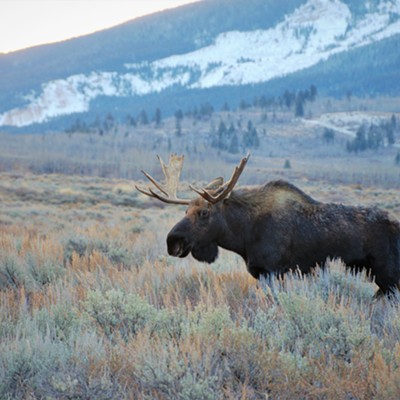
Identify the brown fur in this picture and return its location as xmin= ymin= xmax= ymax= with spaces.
xmin=167 ymin=180 xmax=400 ymax=297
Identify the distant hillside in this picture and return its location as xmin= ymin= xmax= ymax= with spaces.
xmin=0 ymin=0 xmax=399 ymax=131
xmin=0 ymin=0 xmax=301 ymax=94
xmin=261 ymin=33 xmax=400 ymax=97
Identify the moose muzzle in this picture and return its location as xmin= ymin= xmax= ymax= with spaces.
xmin=167 ymin=218 xmax=192 ymax=258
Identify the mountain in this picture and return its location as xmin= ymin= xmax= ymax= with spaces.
xmin=0 ymin=0 xmax=399 ymax=130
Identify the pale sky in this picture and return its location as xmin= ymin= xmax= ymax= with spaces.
xmin=0 ymin=0 xmax=201 ymax=54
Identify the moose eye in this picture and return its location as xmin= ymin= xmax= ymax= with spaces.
xmin=198 ymin=209 xmax=210 ymax=220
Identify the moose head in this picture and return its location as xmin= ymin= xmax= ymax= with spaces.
xmin=135 ymin=154 xmax=250 ymax=264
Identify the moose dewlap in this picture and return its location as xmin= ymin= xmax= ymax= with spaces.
xmin=136 ymin=154 xmax=400 ymax=297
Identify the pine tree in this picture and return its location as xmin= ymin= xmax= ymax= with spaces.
xmin=174 ymin=109 xmax=183 ymax=137
xmin=283 ymin=90 xmax=295 ymax=109
xmin=396 ymin=151 xmax=400 ymax=166
xmin=218 ymin=120 xmax=227 ymax=137
xmin=174 ymin=109 xmax=184 ymax=121
xmin=284 ymin=159 xmax=292 ymax=169
xmin=154 ymin=108 xmax=162 ymax=127
xmin=221 ymin=102 xmax=230 ymax=112
xmin=212 ymin=120 xmax=229 ymax=150
xmin=322 ymin=128 xmax=335 ymax=144
xmin=391 ymin=114 xmax=397 ymax=130
xmin=251 ymin=127 xmax=260 ymax=148
xmin=309 ymin=84 xmax=317 ymax=101
xmin=385 ymin=121 xmax=395 ymax=146
xmin=347 ymin=126 xmax=368 ymax=153
xmin=126 ymin=113 xmax=136 ymax=127
xmin=239 ymin=99 xmax=250 ymax=110
xmin=104 ymin=113 xmax=114 ymax=132
xmin=295 ymin=96 xmax=305 ymax=117
xmin=228 ymin=122 xmax=235 ymax=134
xmin=138 ymin=110 xmax=149 ymax=125
xmin=229 ymin=133 xmax=239 ymax=154
xmin=175 ymin=117 xmax=182 ymax=137
xmin=243 ymin=125 xmax=260 ymax=149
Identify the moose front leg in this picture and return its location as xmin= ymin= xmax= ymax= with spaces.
xmin=246 ymin=258 xmax=288 ymax=280
xmin=246 ymin=262 xmax=265 ymax=280
xmin=246 ymin=260 xmax=289 ymax=301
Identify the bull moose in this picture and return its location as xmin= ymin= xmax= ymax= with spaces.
xmin=136 ymin=154 xmax=400 ymax=297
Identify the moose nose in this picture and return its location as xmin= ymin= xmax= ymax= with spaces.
xmin=167 ymin=219 xmax=192 ymax=258
xmin=167 ymin=232 xmax=187 ymax=257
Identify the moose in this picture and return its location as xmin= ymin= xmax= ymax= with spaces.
xmin=136 ymin=154 xmax=400 ymax=297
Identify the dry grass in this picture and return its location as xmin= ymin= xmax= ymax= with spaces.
xmin=0 ymin=170 xmax=399 ymax=399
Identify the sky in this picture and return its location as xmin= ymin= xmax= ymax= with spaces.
xmin=0 ymin=0 xmax=201 ymax=54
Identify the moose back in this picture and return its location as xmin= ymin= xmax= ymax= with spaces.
xmin=136 ymin=154 xmax=400 ymax=297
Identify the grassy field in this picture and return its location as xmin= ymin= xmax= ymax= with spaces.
xmin=0 ymin=170 xmax=399 ymax=399
xmin=1 ymin=100 xmax=400 ymax=399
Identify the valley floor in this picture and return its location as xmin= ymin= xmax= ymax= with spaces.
xmin=0 ymin=100 xmax=400 ymax=398
xmin=0 ymin=170 xmax=399 ymax=399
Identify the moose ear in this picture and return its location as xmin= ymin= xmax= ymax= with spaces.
xmin=204 ymin=177 xmax=224 ymax=191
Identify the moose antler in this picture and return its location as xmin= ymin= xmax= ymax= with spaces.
xmin=189 ymin=153 xmax=250 ymax=204
xmin=135 ymin=154 xmax=191 ymax=205
xmin=136 ymin=153 xmax=250 ymax=205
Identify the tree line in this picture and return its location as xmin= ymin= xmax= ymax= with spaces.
xmin=346 ymin=116 xmax=397 ymax=153
xmin=211 ymin=119 xmax=260 ymax=154
xmin=65 ymin=84 xmax=319 ymax=135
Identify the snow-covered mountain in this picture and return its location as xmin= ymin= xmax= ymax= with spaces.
xmin=1 ymin=0 xmax=400 ymax=128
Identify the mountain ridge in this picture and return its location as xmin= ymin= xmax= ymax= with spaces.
xmin=0 ymin=0 xmax=399 ymax=130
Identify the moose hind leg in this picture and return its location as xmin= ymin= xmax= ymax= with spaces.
xmin=374 ymin=268 xmax=400 ymax=299
xmin=370 ymin=232 xmax=400 ymax=299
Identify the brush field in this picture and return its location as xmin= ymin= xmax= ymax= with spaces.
xmin=1 ymin=100 xmax=400 ymax=399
